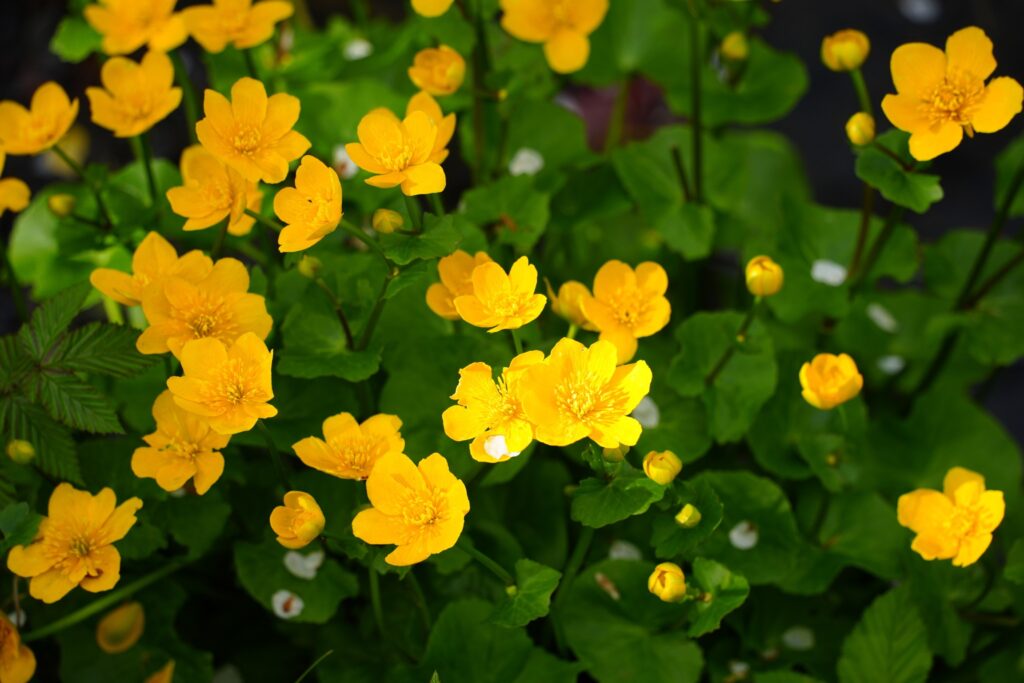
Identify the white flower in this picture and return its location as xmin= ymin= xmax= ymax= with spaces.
xmin=877 ymin=355 xmax=906 ymax=375
xmin=271 ymin=590 xmax=304 ymax=619
xmin=7 ymin=610 xmax=25 ymax=628
xmin=508 ymin=148 xmax=544 ymax=177
xmin=344 ymin=38 xmax=373 ymax=61
xmin=811 ymin=259 xmax=848 ymax=287
xmin=333 ymin=145 xmax=359 ymax=180
xmin=782 ymin=625 xmax=816 ymax=651
xmin=728 ymin=521 xmax=758 ymax=550
xmin=631 ymin=396 xmax=660 ymax=428
xmin=608 ymin=540 xmax=642 ymax=561
xmin=899 ymin=0 xmax=941 ymax=24
xmin=728 ymin=661 xmax=751 ymax=678
xmin=867 ymin=303 xmax=899 ymax=333
xmin=483 ymin=434 xmax=521 ymax=460
xmin=284 ymin=550 xmax=325 ymax=580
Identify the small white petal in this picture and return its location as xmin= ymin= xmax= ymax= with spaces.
xmin=272 ymin=590 xmax=304 ymax=619
xmin=867 ymin=303 xmax=899 ymax=333
xmin=279 ymin=26 xmax=295 ymax=52
xmin=483 ymin=435 xmax=520 ymax=460
xmin=898 ymin=0 xmax=941 ymax=23
xmin=608 ymin=540 xmax=642 ymax=561
xmin=811 ymin=259 xmax=848 ymax=287
xmin=332 ymin=145 xmax=359 ymax=180
xmin=782 ymin=625 xmax=816 ymax=651
xmin=169 ymin=487 xmax=187 ymax=498
xmin=7 ymin=610 xmax=25 ymax=628
xmin=508 ymin=148 xmax=545 ymax=177
xmin=877 ymin=355 xmax=906 ymax=375
xmin=728 ymin=521 xmax=759 ymax=550
xmin=212 ymin=665 xmax=245 ymax=683
xmin=631 ymin=396 xmax=660 ymax=428
xmin=343 ymin=38 xmax=373 ymax=61
xmin=284 ymin=550 xmax=325 ymax=580
xmin=553 ymin=92 xmax=584 ymax=117
xmin=728 ymin=661 xmax=751 ymax=677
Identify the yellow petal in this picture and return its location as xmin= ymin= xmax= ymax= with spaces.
xmin=544 ymin=30 xmax=591 ymax=74
xmin=890 ymin=43 xmax=946 ymax=98
xmin=942 ymin=466 xmax=984 ymax=498
xmin=908 ymin=120 xmax=963 ymax=161
xmin=881 ymin=93 xmax=929 ymax=133
xmin=944 ymin=26 xmax=996 ymax=81
xmin=971 ymin=77 xmax=1023 ymax=134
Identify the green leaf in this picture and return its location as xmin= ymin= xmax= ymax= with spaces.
xmin=0 ymin=395 xmax=80 ymax=482
xmin=571 ymin=464 xmax=666 ymax=528
xmin=0 ymin=502 xmax=42 ymax=555
xmin=837 ymin=586 xmax=933 ymax=683
xmin=994 ymin=131 xmax=1024 ymax=218
xmin=378 ymin=214 xmax=463 ymax=265
xmin=0 ymin=335 xmax=32 ymax=391
xmin=1006 ymin=539 xmax=1024 ymax=585
xmin=461 ymin=176 xmax=551 ymax=252
xmin=855 ymin=131 xmax=943 ymax=214
xmin=151 ymin=494 xmax=232 ymax=557
xmin=49 ymin=322 xmax=155 ymax=377
xmin=50 ymin=16 xmax=102 ymax=63
xmin=17 ymin=281 xmax=91 ymax=360
xmin=650 ymin=478 xmax=724 ymax=558
xmin=656 ymin=203 xmax=716 ymax=261
xmin=687 ymin=558 xmax=750 ymax=637
xmin=491 ymin=559 xmax=562 ymax=628
xmin=276 ymin=291 xmax=382 ymax=382
xmin=26 ymin=371 xmax=123 ymax=434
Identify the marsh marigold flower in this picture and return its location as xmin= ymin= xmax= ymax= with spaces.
xmin=580 ymin=260 xmax=671 ymax=363
xmin=500 ymin=0 xmax=609 ymax=74
xmin=411 ymin=0 xmax=453 ymax=17
xmin=0 ymin=82 xmax=79 ymax=155
xmin=0 ymin=613 xmax=35 ymax=683
xmin=137 ymin=257 xmax=273 ymax=357
xmin=84 ymin=0 xmax=187 ymax=55
xmin=643 ymin=450 xmax=682 ymax=485
xmin=442 ymin=351 xmax=545 ymax=463
xmin=132 ymin=390 xmax=230 ymax=494
xmin=292 ymin=413 xmax=404 ymax=481
xmin=196 ymin=77 xmax=310 ymax=184
xmin=273 ymin=155 xmax=343 ymax=253
xmin=845 ymin=112 xmax=875 ymax=146
xmin=406 ymin=92 xmax=455 ymax=164
xmin=821 ymin=29 xmax=869 ymax=72
xmin=96 ymin=601 xmax=145 ymax=654
xmin=799 ymin=353 xmax=863 ymax=410
xmin=745 ymin=255 xmax=784 ymax=297
xmin=408 ymin=45 xmax=466 ymax=96
xmin=0 ymin=153 xmax=30 ymax=218
xmin=166 ymin=145 xmax=263 ymax=235
xmin=90 ymin=231 xmax=213 ymax=307
xmin=547 ymin=280 xmax=596 ymax=330
xmin=167 ymin=332 xmax=277 ymax=435
xmin=270 ymin=491 xmax=325 ymax=549
xmin=345 ymin=105 xmax=447 ymax=196
xmin=86 ymin=51 xmax=182 ymax=138
xmin=183 ymin=0 xmax=294 ymax=53
xmin=426 ymin=250 xmax=493 ymax=320
xmin=882 ymin=27 xmax=1023 ymax=161
xmin=352 ymin=453 xmax=469 ymax=566
xmin=521 ymin=338 xmax=652 ymax=448
xmin=7 ymin=484 xmax=142 ymax=604
xmin=454 ymin=256 xmax=547 ymax=332
xmin=898 ymin=467 xmax=1005 ymax=567
xmin=675 ymin=504 xmax=701 ymax=528
xmin=648 ymin=562 xmax=687 ymax=603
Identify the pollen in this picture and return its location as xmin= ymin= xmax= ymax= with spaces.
xmin=232 ymin=127 xmax=263 ymax=155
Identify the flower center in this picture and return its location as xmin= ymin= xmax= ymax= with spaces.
xmin=70 ymin=536 xmax=93 ymax=557
xmin=232 ymin=127 xmax=263 ymax=155
xmin=208 ymin=358 xmax=264 ymax=410
xmin=401 ymin=491 xmax=445 ymax=528
xmin=924 ymin=72 xmax=984 ymax=126
xmin=181 ymin=294 xmax=234 ymax=341
xmin=608 ymin=290 xmax=648 ymax=329
xmin=378 ymin=142 xmax=416 ymax=172
xmin=946 ymin=504 xmax=978 ymax=539
xmin=332 ymin=436 xmax=376 ymax=477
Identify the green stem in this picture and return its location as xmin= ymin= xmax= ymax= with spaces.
xmin=294 ymin=650 xmax=334 ymax=683
xmin=871 ymin=141 xmax=915 ymax=171
xmin=459 ymin=0 xmax=491 ymax=182
xmin=604 ymin=78 xmax=630 ymax=152
xmin=403 ymin=195 xmax=423 ymax=233
xmin=244 ymin=207 xmax=283 ymax=233
xmin=22 ymin=559 xmax=189 ymax=642
xmin=566 ymin=323 xmax=579 ymax=340
xmin=232 ymin=239 xmax=270 ymax=267
xmin=340 ymin=219 xmax=389 ymax=261
xmin=849 ymin=206 xmax=904 ymax=290
xmin=687 ymin=0 xmax=704 ymax=203
xmin=670 ymin=144 xmax=693 ymax=202
xmin=131 ymin=134 xmax=159 ymax=207
xmin=428 ymin=192 xmax=446 ymax=217
xmin=457 ymin=538 xmax=514 ymax=585
xmin=850 ymin=68 xmax=872 ymax=114
xmin=101 ymin=296 xmax=124 ymax=324
xmin=171 ymin=51 xmax=199 ymax=144
xmin=705 ymin=302 xmax=758 ymax=386
xmin=243 ymin=49 xmax=260 ymax=80
xmin=368 ymin=567 xmax=387 ymax=637
xmin=52 ymin=145 xmax=113 ymax=228
xmin=509 ymin=328 xmax=523 ymax=355
xmin=211 ymin=220 xmax=230 ymax=260
xmin=964 ymin=248 xmax=1024 ymax=308
xmin=847 ymin=183 xmax=875 ymax=276
xmin=551 ymin=526 xmax=595 ymax=654
xmin=356 ymin=265 xmax=398 ymax=350
xmin=405 ymin=570 xmax=432 ymax=632
xmin=315 ymin=277 xmax=355 ymax=348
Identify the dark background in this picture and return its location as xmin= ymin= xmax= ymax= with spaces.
xmin=1 ymin=0 xmax=1022 ymax=441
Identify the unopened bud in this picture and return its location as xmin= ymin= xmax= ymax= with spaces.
xmin=297 ymin=255 xmax=322 ymax=279
xmin=47 ymin=193 xmax=76 ymax=217
xmin=602 ymin=444 xmax=628 ymax=463
xmin=845 ymin=112 xmax=875 ymax=146
xmin=720 ymin=31 xmax=749 ymax=62
xmin=643 ymin=450 xmax=682 ymax=485
xmin=372 ymin=208 xmax=404 ymax=234
xmin=6 ymin=439 xmax=34 ymax=464
xmin=675 ymin=504 xmax=702 ymax=528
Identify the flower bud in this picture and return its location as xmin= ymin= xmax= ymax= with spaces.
xmin=411 ymin=0 xmax=454 ymax=18
xmin=675 ymin=504 xmax=702 ymax=528
xmin=799 ymin=353 xmax=864 ymax=410
xmin=96 ymin=601 xmax=145 ymax=654
xmin=845 ymin=112 xmax=875 ymax=146
xmin=647 ymin=562 xmax=687 ymax=603
xmin=821 ymin=29 xmax=869 ymax=72
xmin=270 ymin=491 xmax=325 ymax=549
xmin=408 ymin=45 xmax=466 ymax=96
xmin=6 ymin=439 xmax=34 ymax=464
xmin=602 ymin=444 xmax=628 ymax=463
xmin=720 ymin=31 xmax=749 ymax=62
xmin=47 ymin=193 xmax=76 ymax=217
xmin=642 ymin=450 xmax=682 ymax=485
xmin=745 ymin=255 xmax=784 ymax=297
xmin=372 ymin=208 xmax=404 ymax=234
xmin=296 ymin=255 xmax=322 ymax=279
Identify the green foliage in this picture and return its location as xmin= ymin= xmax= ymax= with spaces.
xmin=855 ymin=132 xmax=944 ymax=214
xmin=490 ymin=559 xmax=562 ymax=627
xmin=837 ymin=587 xmax=933 ymax=683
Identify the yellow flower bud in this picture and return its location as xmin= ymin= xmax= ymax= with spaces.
xmin=5 ymin=439 xmax=34 ymax=464
xmin=821 ymin=29 xmax=869 ymax=72
xmin=96 ymin=601 xmax=145 ymax=654
xmin=675 ymin=504 xmax=702 ymax=528
xmin=411 ymin=0 xmax=454 ymax=17
xmin=845 ymin=112 xmax=875 ymax=146
xmin=647 ymin=562 xmax=687 ymax=603
xmin=745 ymin=255 xmax=784 ymax=297
xmin=408 ymin=45 xmax=466 ymax=97
xmin=720 ymin=31 xmax=749 ymax=62
xmin=799 ymin=353 xmax=864 ymax=410
xmin=642 ymin=450 xmax=682 ymax=485
xmin=270 ymin=491 xmax=325 ymax=549
xmin=296 ymin=255 xmax=321 ymax=279
xmin=372 ymin=208 xmax=404 ymax=234
xmin=602 ymin=445 xmax=628 ymax=463
xmin=47 ymin=193 xmax=76 ymax=217
xmin=497 ymin=89 xmax=509 ymax=102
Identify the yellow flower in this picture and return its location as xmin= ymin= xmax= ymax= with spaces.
xmin=882 ymin=27 xmax=1023 ymax=161
xmin=6 ymin=483 xmax=142 ymax=604
xmin=898 ymin=467 xmax=1005 ymax=567
xmin=442 ymin=351 xmax=545 ymax=463
xmin=500 ymin=0 xmax=609 ymax=74
xmin=132 ymin=390 xmax=230 ymax=494
xmin=145 ymin=661 xmax=175 ymax=683
xmin=547 ymin=280 xmax=596 ymax=330
xmin=0 ymin=175 xmax=30 ymax=218
xmin=411 ymin=0 xmax=453 ymax=17
xmin=273 ymin=155 xmax=343 ymax=253
xmin=642 ymin=450 xmax=682 ymax=485
xmin=720 ymin=31 xmax=749 ymax=62
xmin=372 ymin=208 xmax=404 ymax=234
xmin=675 ymin=504 xmax=701 ymax=528
xmin=84 ymin=0 xmax=187 ymax=55
xmin=292 ymin=413 xmax=405 ymax=481
xmin=647 ymin=562 xmax=687 ymax=603
xmin=821 ymin=29 xmax=869 ymax=72
xmin=0 ymin=82 xmax=79 ymax=155
xmin=166 ymin=145 xmax=263 ymax=236
xmin=5 ymin=439 xmax=34 ymax=465
xmin=196 ymin=77 xmax=310 ymax=184
xmin=351 ymin=453 xmax=469 ymax=566
xmin=166 ymin=332 xmax=277 ymax=435
xmin=86 ymin=51 xmax=182 ymax=138
xmin=745 ymin=255 xmax=784 ymax=297
xmin=407 ymin=92 xmax=455 ymax=164
xmin=90 ymin=231 xmax=213 ymax=307
xmin=799 ymin=353 xmax=863 ymax=410
xmin=520 ymin=338 xmax=652 ymax=448
xmin=0 ymin=613 xmax=35 ymax=683
xmin=345 ymin=106 xmax=446 ymax=196
xmin=454 ymin=256 xmax=547 ymax=332
xmin=183 ymin=0 xmax=294 ymax=53
xmin=845 ymin=112 xmax=875 ymax=146
xmin=426 ymin=250 xmax=493 ymax=320
xmin=136 ymin=257 xmax=273 ymax=357
xmin=38 ymin=123 xmax=90 ymax=179
xmin=580 ymin=260 xmax=671 ymax=363
xmin=408 ymin=45 xmax=466 ymax=96
xmin=96 ymin=601 xmax=144 ymax=654
xmin=270 ymin=491 xmax=325 ymax=549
